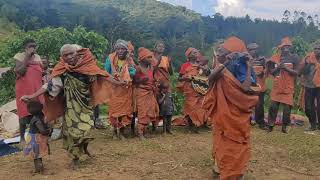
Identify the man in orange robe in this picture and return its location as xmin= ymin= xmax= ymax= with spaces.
xmin=247 ymin=43 xmax=268 ymax=130
xmin=134 ymin=47 xmax=159 ymax=140
xmin=203 ymin=36 xmax=260 ymax=180
xmin=104 ymin=39 xmax=136 ymax=140
xmin=300 ymin=42 xmax=320 ymax=132
xmin=177 ymin=47 xmax=209 ymax=133
xmin=267 ymin=37 xmax=300 ymax=133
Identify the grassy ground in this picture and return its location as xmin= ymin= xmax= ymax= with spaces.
xmin=1 ymin=124 xmax=320 ymax=180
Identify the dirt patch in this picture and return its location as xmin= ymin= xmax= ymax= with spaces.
xmin=1 ymin=126 xmax=320 ymax=180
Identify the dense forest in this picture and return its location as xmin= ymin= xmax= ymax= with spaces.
xmin=1 ymin=0 xmax=320 ymax=68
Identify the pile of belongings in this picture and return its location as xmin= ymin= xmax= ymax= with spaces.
xmin=0 ymin=100 xmax=21 ymax=156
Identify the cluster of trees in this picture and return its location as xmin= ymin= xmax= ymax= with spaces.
xmin=0 ymin=26 xmax=108 ymax=67
xmin=0 ymin=26 xmax=107 ymax=105
xmin=1 ymin=0 xmax=320 ymax=68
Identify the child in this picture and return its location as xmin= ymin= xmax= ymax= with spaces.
xmin=157 ymin=82 xmax=174 ymax=134
xmin=24 ymin=101 xmax=51 ymax=174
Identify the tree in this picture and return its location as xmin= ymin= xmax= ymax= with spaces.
xmin=0 ymin=26 xmax=108 ymax=67
xmin=0 ymin=26 xmax=108 ymax=105
xmin=282 ymin=10 xmax=291 ymax=23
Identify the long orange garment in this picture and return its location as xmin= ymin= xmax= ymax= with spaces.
xmin=269 ymin=54 xmax=295 ymax=106
xmin=135 ymin=68 xmax=159 ymax=124
xmin=43 ymin=48 xmax=111 ymax=123
xmin=203 ymin=69 xmax=259 ymax=180
xmin=108 ymin=53 xmax=134 ymax=128
xmin=153 ymin=55 xmax=171 ymax=85
xmin=177 ymin=64 xmax=208 ymax=127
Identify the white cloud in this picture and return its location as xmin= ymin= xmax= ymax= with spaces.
xmin=214 ymin=0 xmax=320 ymax=20
xmin=214 ymin=0 xmax=246 ymax=17
xmin=159 ymin=0 xmax=320 ymax=20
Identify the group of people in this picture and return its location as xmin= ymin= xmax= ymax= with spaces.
xmin=12 ymin=34 xmax=320 ymax=180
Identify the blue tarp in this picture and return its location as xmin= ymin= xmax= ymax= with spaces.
xmin=0 ymin=140 xmax=20 ymax=157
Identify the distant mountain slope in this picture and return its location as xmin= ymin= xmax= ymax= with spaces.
xmin=0 ymin=0 xmax=320 ymax=66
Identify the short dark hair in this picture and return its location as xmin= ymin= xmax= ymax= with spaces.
xmin=23 ymin=38 xmax=36 ymax=48
xmin=27 ymin=101 xmax=43 ymax=115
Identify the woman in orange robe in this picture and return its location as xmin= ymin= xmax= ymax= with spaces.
xmin=203 ymin=36 xmax=260 ymax=180
xmin=134 ymin=47 xmax=159 ymax=140
xmin=177 ymin=47 xmax=208 ymax=133
xmin=104 ymin=39 xmax=136 ymax=140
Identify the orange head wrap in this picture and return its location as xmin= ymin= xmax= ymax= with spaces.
xmin=222 ymin=36 xmax=247 ymax=53
xmin=185 ymin=47 xmax=198 ymax=57
xmin=278 ymin=37 xmax=293 ymax=48
xmin=138 ymin=47 xmax=153 ymax=62
xmin=128 ymin=41 xmax=134 ymax=53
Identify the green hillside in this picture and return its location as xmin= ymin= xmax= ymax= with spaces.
xmin=0 ymin=0 xmax=319 ymax=65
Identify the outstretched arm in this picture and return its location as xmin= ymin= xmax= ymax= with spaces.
xmin=208 ymin=63 xmax=227 ymax=86
xmin=20 ymin=87 xmax=47 ymax=102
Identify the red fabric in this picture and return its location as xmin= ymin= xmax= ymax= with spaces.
xmin=16 ymin=64 xmax=44 ymax=119
xmin=179 ymin=62 xmax=191 ymax=75
xmin=135 ymin=68 xmax=154 ymax=85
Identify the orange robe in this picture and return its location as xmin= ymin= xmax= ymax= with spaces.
xmin=269 ymin=55 xmax=295 ymax=106
xmin=135 ymin=68 xmax=159 ymax=125
xmin=153 ymin=56 xmax=171 ymax=85
xmin=108 ymin=53 xmax=134 ymax=128
xmin=44 ymin=48 xmax=111 ymax=123
xmin=177 ymin=65 xmax=208 ymax=127
xmin=203 ymin=69 xmax=259 ymax=180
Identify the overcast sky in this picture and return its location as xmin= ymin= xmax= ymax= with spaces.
xmin=159 ymin=0 xmax=320 ymax=20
